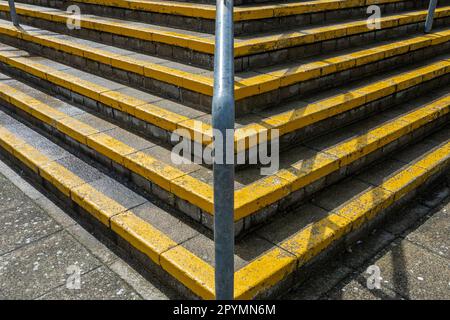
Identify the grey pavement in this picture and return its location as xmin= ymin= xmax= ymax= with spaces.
xmin=0 ymin=159 xmax=180 ymax=300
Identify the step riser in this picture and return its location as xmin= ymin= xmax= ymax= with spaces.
xmin=1 ymin=86 xmax=448 ymax=237
xmin=13 ymin=0 xmax=434 ymax=35
xmin=2 ymin=11 xmax=448 ymax=71
xmin=0 ymin=140 xmax=200 ymax=300
xmin=2 ymin=31 xmax=448 ymax=116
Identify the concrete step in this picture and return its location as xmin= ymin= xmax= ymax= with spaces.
xmin=1 ymin=1 xmax=449 ymax=70
xmin=1 ymin=21 xmax=448 ymax=114
xmin=13 ymin=0 xmax=436 ymax=35
xmin=0 ymin=65 xmax=448 ymax=235
xmin=0 ymin=105 xmax=448 ymax=299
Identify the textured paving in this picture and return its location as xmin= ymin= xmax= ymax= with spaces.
xmin=0 ymin=159 xmax=179 ymax=300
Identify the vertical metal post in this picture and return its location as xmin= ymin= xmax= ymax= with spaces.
xmin=212 ymin=0 xmax=235 ymax=300
xmin=7 ymin=0 xmax=20 ymax=27
xmin=425 ymin=0 xmax=438 ymax=33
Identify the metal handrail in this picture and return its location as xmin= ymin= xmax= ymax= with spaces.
xmin=212 ymin=0 xmax=235 ymax=300
xmin=425 ymin=0 xmax=438 ymax=33
xmin=7 ymin=0 xmax=19 ymax=26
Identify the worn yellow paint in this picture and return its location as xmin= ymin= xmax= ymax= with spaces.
xmin=161 ymin=246 xmax=215 ymax=300
xmin=87 ymin=133 xmax=136 ymax=165
xmin=0 ymin=121 xmax=216 ymax=300
xmin=170 ymin=175 xmax=214 ymax=214
xmin=1 ymin=57 xmax=449 ymax=227
xmin=334 ymin=186 xmax=394 ymax=229
xmin=413 ymin=141 xmax=450 ymax=173
xmin=134 ymin=103 xmax=190 ymax=132
xmin=123 ymin=151 xmax=186 ymax=192
xmin=1 ymin=20 xmax=449 ymax=107
xmin=0 ymin=127 xmax=26 ymax=153
xmin=111 ymin=211 xmax=178 ymax=265
xmin=2 ymin=2 xmax=449 ymax=59
xmin=234 ymin=248 xmax=297 ymax=300
xmin=234 ymin=175 xmax=291 ymax=220
xmin=56 ymin=117 xmax=99 ymax=144
xmin=176 ymin=119 xmax=214 ymax=145
xmin=71 ymin=183 xmax=128 ymax=225
xmin=13 ymin=144 xmax=52 ymax=174
xmin=39 ymin=161 xmax=86 ymax=197
xmin=64 ymin=0 xmax=408 ymax=23
xmin=99 ymin=90 xmax=146 ymax=114
xmin=280 ymin=214 xmax=351 ymax=262
xmin=236 ymin=140 xmax=450 ymax=299
xmin=0 ymin=46 xmax=210 ymax=146
xmin=380 ymin=166 xmax=429 ymax=201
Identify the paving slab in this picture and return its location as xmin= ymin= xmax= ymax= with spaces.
xmin=0 ymin=231 xmax=102 ymax=299
xmin=327 ymin=277 xmax=404 ymax=300
xmin=343 ymin=230 xmax=395 ymax=270
xmin=38 ymin=266 xmax=141 ymax=300
xmin=366 ymin=240 xmax=450 ymax=300
xmin=0 ymin=202 xmax=62 ymax=255
xmin=405 ymin=205 xmax=450 ymax=260
xmin=0 ymin=176 xmax=34 ymax=213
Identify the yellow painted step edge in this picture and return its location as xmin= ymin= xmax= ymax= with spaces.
xmin=234 ymin=92 xmax=450 ymax=219
xmin=235 ymin=58 xmax=450 ymax=151
xmin=0 ymin=124 xmax=215 ymax=299
xmin=1 ymin=120 xmax=447 ymax=300
xmin=1 ymin=1 xmax=448 ymax=58
xmin=0 ymin=82 xmax=214 ymax=214
xmin=0 ymin=47 xmax=214 ymax=146
xmin=1 ymin=21 xmax=447 ymax=105
xmin=68 ymin=0 xmax=408 ymax=22
xmin=234 ymin=139 xmax=450 ymax=299
xmin=233 ymin=7 xmax=450 ymax=57
xmin=0 ymin=29 xmax=447 ymax=154
xmin=1 ymin=60 xmax=449 ymax=220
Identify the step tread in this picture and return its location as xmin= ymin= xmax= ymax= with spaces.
xmin=0 ymin=106 xmax=447 ymax=299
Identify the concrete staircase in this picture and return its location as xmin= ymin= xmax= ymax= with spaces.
xmin=0 ymin=0 xmax=448 ymax=299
